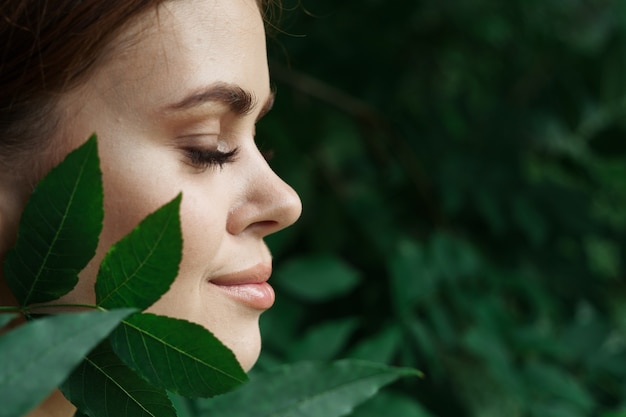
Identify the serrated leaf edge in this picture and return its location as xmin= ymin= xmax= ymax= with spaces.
xmin=118 ymin=316 xmax=247 ymax=385
xmin=81 ymin=354 xmax=165 ymax=417
xmin=96 ymin=194 xmax=181 ymax=309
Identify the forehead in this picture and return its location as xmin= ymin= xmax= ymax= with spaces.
xmin=87 ymin=0 xmax=269 ymax=112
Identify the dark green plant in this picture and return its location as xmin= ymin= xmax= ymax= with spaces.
xmin=0 ymin=135 xmax=418 ymax=417
xmin=255 ymin=1 xmax=626 ymax=416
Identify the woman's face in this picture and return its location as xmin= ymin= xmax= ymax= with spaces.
xmin=48 ymin=0 xmax=301 ymax=370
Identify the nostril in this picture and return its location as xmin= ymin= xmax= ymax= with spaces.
xmin=255 ymin=220 xmax=279 ymax=230
xmin=243 ymin=220 xmax=281 ymax=237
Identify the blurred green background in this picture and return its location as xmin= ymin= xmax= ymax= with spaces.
xmin=257 ymin=1 xmax=626 ymax=416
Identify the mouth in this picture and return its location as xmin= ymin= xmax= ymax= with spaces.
xmin=209 ymin=263 xmax=275 ymax=310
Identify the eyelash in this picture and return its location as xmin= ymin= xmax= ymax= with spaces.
xmin=182 ymin=146 xmax=240 ymax=171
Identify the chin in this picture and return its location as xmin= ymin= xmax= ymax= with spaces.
xmin=238 ymin=348 xmax=261 ymax=372
xmin=222 ymin=323 xmax=262 ymax=372
xmin=144 ymin=285 xmax=265 ymax=372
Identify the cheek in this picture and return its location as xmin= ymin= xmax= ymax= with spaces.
xmin=99 ymin=141 xmax=232 ymax=284
xmin=62 ymin=143 xmax=182 ymax=303
xmin=98 ymin=143 xmax=182 ymax=244
xmin=176 ymin=190 xmax=229 ymax=276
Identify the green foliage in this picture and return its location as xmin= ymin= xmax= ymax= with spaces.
xmin=350 ymin=392 xmax=435 ymax=417
xmin=273 ymin=255 xmax=362 ymax=301
xmin=0 ymin=314 xmax=15 ymax=328
xmin=0 ymin=136 xmax=418 ymax=416
xmin=110 ymin=313 xmax=246 ymax=397
xmin=0 ymin=310 xmax=133 ymax=417
xmin=4 ymin=134 xmax=103 ymax=306
xmin=258 ymin=0 xmax=626 ymax=416
xmin=194 ymin=360 xmax=420 ymax=417
xmin=61 ymin=341 xmax=177 ymax=417
xmin=96 ymin=195 xmax=182 ymax=310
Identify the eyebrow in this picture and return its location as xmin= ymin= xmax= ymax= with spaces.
xmin=163 ymin=82 xmax=275 ymax=120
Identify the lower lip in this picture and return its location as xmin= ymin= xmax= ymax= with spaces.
xmin=212 ymin=282 xmax=275 ymax=310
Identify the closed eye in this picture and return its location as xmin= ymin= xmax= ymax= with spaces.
xmin=182 ymin=146 xmax=239 ymax=171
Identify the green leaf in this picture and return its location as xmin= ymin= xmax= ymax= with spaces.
xmin=525 ymin=362 xmax=594 ymax=412
xmin=0 ymin=314 xmax=16 ymax=329
xmin=602 ymin=412 xmax=626 ymax=417
xmin=388 ymin=239 xmax=434 ymax=314
xmin=350 ymin=392 xmax=435 ymax=417
xmin=584 ymin=235 xmax=621 ymax=278
xmin=408 ymin=321 xmax=437 ymax=365
xmin=96 ymin=194 xmax=182 ymax=310
xmin=290 ymin=317 xmax=359 ymax=361
xmin=110 ymin=313 xmax=247 ymax=398
xmin=4 ymin=135 xmax=103 ymax=306
xmin=0 ymin=309 xmax=133 ymax=417
xmin=168 ymin=392 xmax=195 ymax=417
xmin=429 ymin=232 xmax=481 ymax=281
xmin=347 ymin=325 xmax=401 ymax=363
xmin=61 ymin=341 xmax=176 ymax=417
xmin=511 ymin=195 xmax=547 ymax=246
xmin=529 ymin=402 xmax=588 ymax=417
xmin=196 ymin=360 xmax=421 ymax=417
xmin=274 ymin=255 xmax=361 ymax=302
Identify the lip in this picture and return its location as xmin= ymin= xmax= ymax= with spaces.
xmin=209 ymin=263 xmax=275 ymax=310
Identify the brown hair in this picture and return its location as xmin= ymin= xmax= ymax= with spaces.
xmin=0 ymin=0 xmax=274 ymax=165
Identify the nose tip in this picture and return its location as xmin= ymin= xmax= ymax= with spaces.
xmin=256 ymin=183 xmax=301 ymax=237
xmin=271 ymin=179 xmax=302 ymax=232
xmin=227 ymin=161 xmax=302 ymax=237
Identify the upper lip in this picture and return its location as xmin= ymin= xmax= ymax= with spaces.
xmin=209 ymin=263 xmax=272 ymax=286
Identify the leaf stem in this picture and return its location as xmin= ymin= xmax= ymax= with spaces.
xmin=24 ymin=303 xmax=100 ymax=312
xmin=0 ymin=303 xmax=101 ymax=315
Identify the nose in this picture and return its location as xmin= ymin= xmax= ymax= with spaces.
xmin=227 ymin=149 xmax=302 ymax=237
